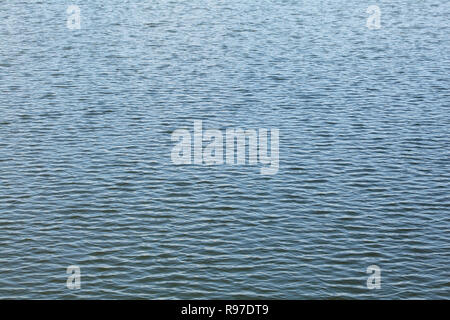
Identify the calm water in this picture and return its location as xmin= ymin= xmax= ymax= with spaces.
xmin=0 ymin=1 xmax=449 ymax=299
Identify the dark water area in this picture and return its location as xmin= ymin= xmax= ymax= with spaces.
xmin=0 ymin=1 xmax=449 ymax=299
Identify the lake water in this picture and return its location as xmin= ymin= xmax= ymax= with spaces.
xmin=0 ymin=0 xmax=449 ymax=299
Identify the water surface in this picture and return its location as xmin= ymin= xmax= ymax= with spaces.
xmin=0 ymin=0 xmax=449 ymax=299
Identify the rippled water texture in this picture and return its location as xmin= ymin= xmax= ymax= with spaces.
xmin=0 ymin=1 xmax=449 ymax=299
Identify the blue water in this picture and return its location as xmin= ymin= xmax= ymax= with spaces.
xmin=0 ymin=1 xmax=449 ymax=299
